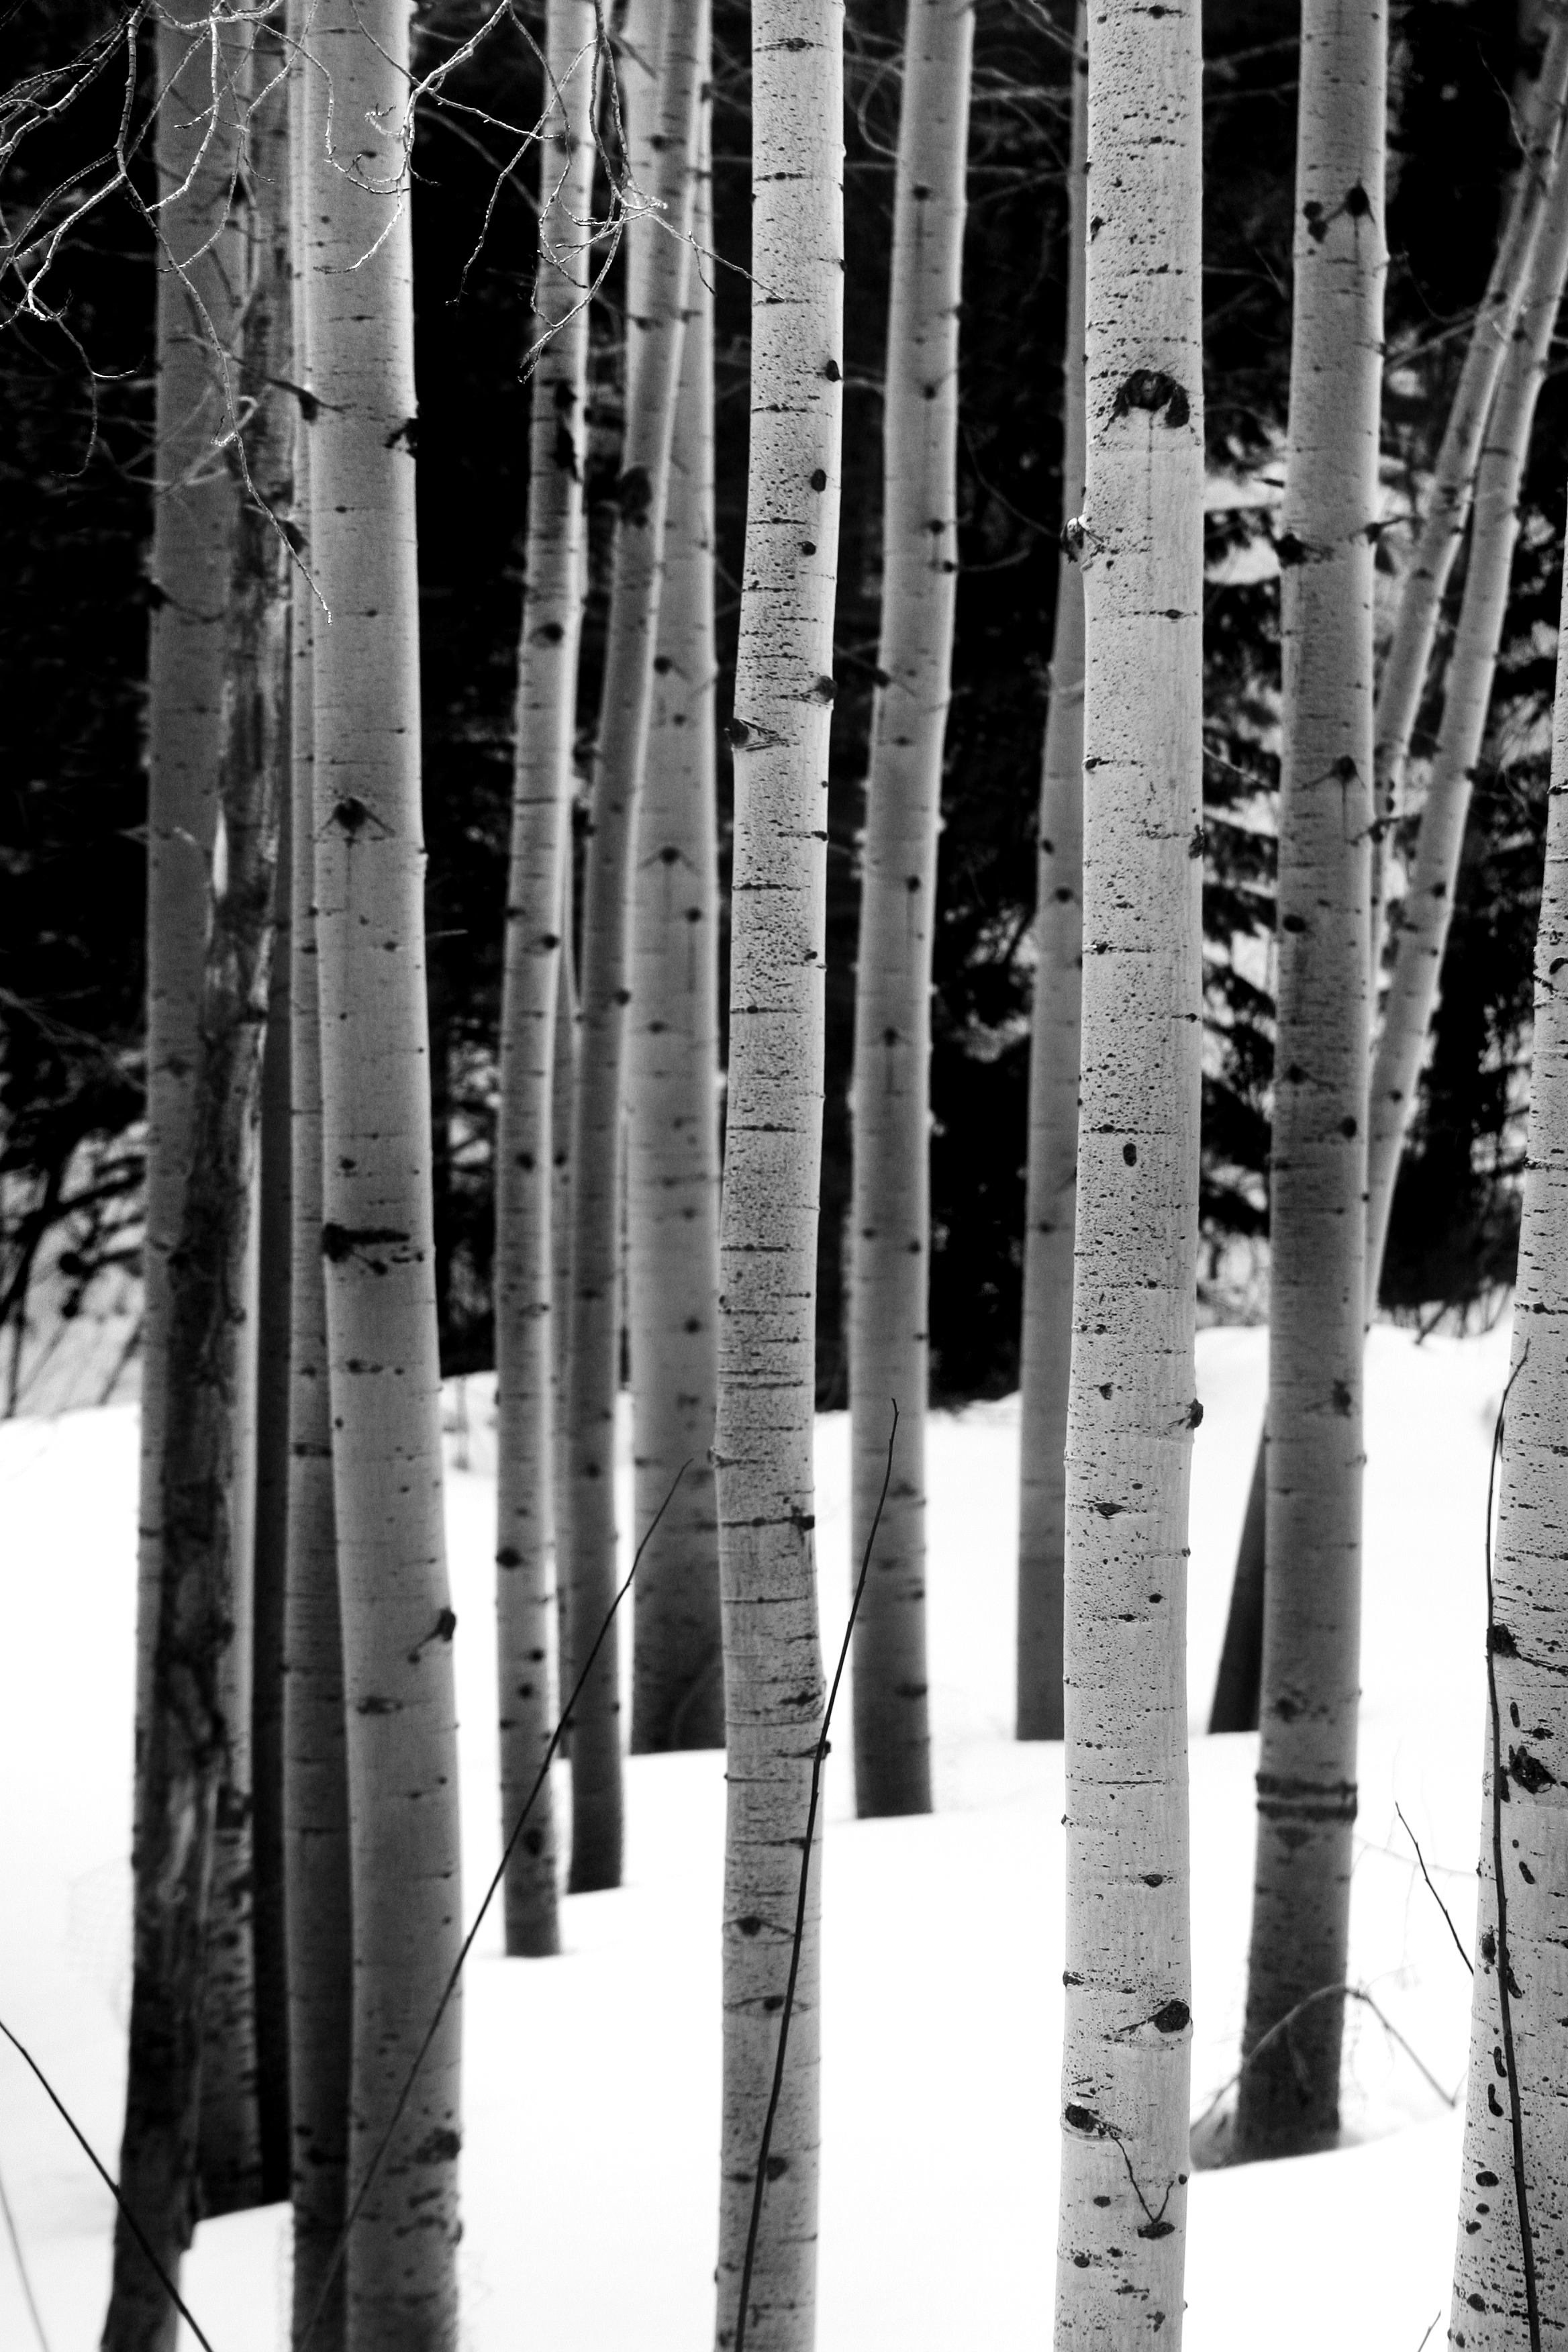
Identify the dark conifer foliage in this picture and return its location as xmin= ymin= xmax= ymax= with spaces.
xmin=3 ymin=0 xmax=1566 ymax=1397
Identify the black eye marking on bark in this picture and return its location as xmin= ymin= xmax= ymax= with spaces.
xmin=1488 ymin=1622 xmax=1518 ymax=1656
xmin=1185 ymin=1399 xmax=1204 ymax=1428
xmin=1508 ymin=1745 xmax=1557 ymax=1794
xmin=822 ymin=357 xmax=841 ymax=380
xmin=1065 ymin=2103 xmax=1105 ymax=2135
xmin=1188 ymin=824 xmax=1206 ymax=860
xmin=1112 ymin=369 xmax=1189 ymax=429
xmin=1331 ymin=1379 xmax=1353 ymax=1415
xmin=810 ymin=675 xmax=836 ymax=703
xmin=801 ymin=539 xmax=817 ymax=554
xmin=1089 ymin=213 xmax=1104 ymax=239
xmin=737 ymin=1914 xmax=763 ymax=1937
xmin=1150 ymin=1999 xmax=1189 ymax=2034
xmin=384 ymin=415 xmax=418 ymax=453
xmin=329 ymin=794 xmax=380 ymax=838
xmin=321 ymin=1222 xmax=411 ymax=1264
xmin=1091 ymin=1498 xmax=1124 ymax=1518
xmin=616 ymin=464 xmax=653 ymax=526
xmin=653 ymin=654 xmax=675 ymax=676
xmin=1143 ymin=1872 xmax=1165 ymax=1886
xmin=552 ymin=421 xmax=579 ymax=477
xmin=809 ymin=467 xmax=828 ymax=491
xmin=1340 ymin=1116 xmax=1358 ymax=1138
xmin=1123 ymin=1141 xmax=1138 ymax=1165
xmin=1281 ymin=912 xmax=1307 ymax=933
xmin=790 ymin=1507 xmax=816 ymax=1534
xmin=408 ymin=1606 xmax=458 ymax=1663
xmin=536 ymin=620 xmax=565 ymax=644
xmin=415 ymin=2127 xmax=462 ymax=2165
xmin=1274 ymin=532 xmax=1307 ymax=567
xmin=496 ymin=1547 xmax=522 ymax=1569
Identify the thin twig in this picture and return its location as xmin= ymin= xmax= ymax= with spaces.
xmin=297 ymin=1459 xmax=690 ymax=2352
xmin=732 ymin=1402 xmax=899 ymax=2352
xmin=1394 ymin=1802 xmax=1473 ymax=1975
xmin=0 ymin=2018 xmax=217 ymax=2352
xmin=1483 ymin=1347 xmax=1540 ymax=2352
xmin=0 ymin=2147 xmax=50 ymax=2352
xmin=1191 ymin=1979 xmax=1458 ymax=2139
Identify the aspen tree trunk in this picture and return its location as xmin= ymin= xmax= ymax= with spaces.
xmin=1367 ymin=150 xmax=1568 ymax=1305
xmin=494 ymin=0 xmax=597 ymax=1961
xmin=711 ymin=1 xmax=844 ymax=2341
xmin=283 ymin=18 xmax=351 ymax=2342
xmin=563 ymin=0 xmax=703 ymax=1889
xmin=627 ymin=0 xmax=728 ymax=1756
xmin=251 ymin=772 xmax=293 ymax=2204
xmin=1052 ymin=1 xmax=1202 ymax=2338
xmin=303 ymin=7 xmax=463 ymax=2342
xmin=1369 ymin=17 xmax=1568 ymax=950
xmin=1016 ymin=0 xmax=1087 ymax=1748
xmin=846 ymin=0 xmax=971 ymax=1816
xmin=1210 ymin=17 xmax=1568 ymax=1736
xmin=1447 ymin=535 xmax=1568 ymax=2352
xmin=106 ymin=38 xmax=291 ymax=2339
xmin=133 ymin=0 xmax=244 ymax=2004
xmin=1234 ymin=0 xmax=1386 ymax=2165
xmin=553 ymin=861 xmax=577 ymax=1649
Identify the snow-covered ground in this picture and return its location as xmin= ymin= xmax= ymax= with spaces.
xmin=0 ymin=1317 xmax=1510 ymax=2350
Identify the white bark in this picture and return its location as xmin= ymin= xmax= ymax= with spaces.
xmin=302 ymin=7 xmax=462 ymax=2342
xmin=494 ymin=0 xmax=597 ymax=1959
xmin=846 ymin=0 xmax=972 ymax=1818
xmin=1016 ymin=0 xmax=1087 ymax=1745
xmin=1236 ymin=0 xmax=1386 ymax=2164
xmin=1367 ymin=144 xmax=1568 ymax=1306
xmin=1370 ymin=19 xmax=1568 ymax=950
xmin=712 ymin=0 xmax=844 ymax=2341
xmin=283 ymin=18 xmax=350 ymax=2341
xmin=627 ymin=0 xmax=726 ymax=1755
xmin=1447 ymin=532 xmax=1568 ymax=2352
xmin=1052 ymin=0 xmax=1202 ymax=2339
xmin=562 ymin=0 xmax=704 ymax=1889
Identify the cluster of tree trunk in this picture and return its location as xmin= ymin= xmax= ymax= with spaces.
xmin=97 ymin=0 xmax=1568 ymax=2344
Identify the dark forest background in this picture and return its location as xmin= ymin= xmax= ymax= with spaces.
xmin=1 ymin=0 xmax=1556 ymax=1407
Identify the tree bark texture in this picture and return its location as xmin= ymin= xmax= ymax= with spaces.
xmin=711 ymin=0 xmax=844 ymax=2341
xmin=1447 ymin=532 xmax=1568 ymax=2352
xmin=1208 ymin=1430 xmax=1265 ymax=1734
xmin=564 ymin=0 xmax=704 ymax=1890
xmin=1236 ymin=0 xmax=1386 ymax=2165
xmin=283 ymin=23 xmax=351 ymax=2344
xmin=495 ymin=0 xmax=597 ymax=1960
xmin=252 ymin=758 xmax=294 ymax=2204
xmin=302 ymin=7 xmax=463 ymax=2343
xmin=1052 ymin=2 xmax=1202 ymax=2341
xmin=846 ymin=0 xmax=972 ymax=1817
xmin=107 ymin=32 xmax=290 ymax=2337
xmin=1016 ymin=0 xmax=1087 ymax=1747
xmin=1367 ymin=146 xmax=1568 ymax=1306
xmin=1369 ymin=17 xmax=1568 ymax=952
xmin=627 ymin=0 xmax=728 ymax=1756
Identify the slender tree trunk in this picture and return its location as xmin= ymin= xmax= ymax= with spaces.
xmin=494 ymin=0 xmax=597 ymax=1957
xmin=302 ymin=8 xmax=463 ymax=2342
xmin=553 ymin=854 xmax=577 ymax=1685
xmin=107 ymin=35 xmax=291 ymax=2339
xmin=1447 ymin=526 xmax=1568 ymax=2352
xmin=1369 ymin=17 xmax=1568 ymax=955
xmin=711 ymin=0 xmax=844 ymax=2340
xmin=1016 ymin=0 xmax=1086 ymax=1748
xmin=132 ymin=0 xmax=244 ymax=2053
xmin=1211 ymin=20 xmax=1568 ymax=1734
xmin=251 ymin=763 xmax=293 ymax=2204
xmin=846 ymin=0 xmax=971 ymax=1816
xmin=563 ymin=0 xmax=704 ymax=1890
xmin=1367 ymin=150 xmax=1568 ymax=1306
xmin=283 ymin=17 xmax=351 ymax=2341
xmin=1052 ymin=1 xmax=1202 ymax=2338
xmin=1234 ymin=0 xmax=1387 ymax=2166
xmin=626 ymin=1 xmax=726 ymax=1755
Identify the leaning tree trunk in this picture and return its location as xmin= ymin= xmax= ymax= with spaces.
xmin=626 ymin=0 xmax=727 ymax=1757
xmin=1369 ymin=15 xmax=1568 ymax=950
xmin=282 ymin=13 xmax=352 ymax=2343
xmin=494 ymin=0 xmax=597 ymax=1960
xmin=846 ymin=0 xmax=972 ymax=1818
xmin=562 ymin=0 xmax=704 ymax=1890
xmin=1447 ymin=517 xmax=1568 ymax=2352
xmin=303 ymin=6 xmax=463 ymax=2343
xmin=1052 ymin=1 xmax=1202 ymax=2340
xmin=711 ymin=2 xmax=844 ymax=2343
xmin=105 ymin=36 xmax=290 ymax=2341
xmin=1367 ymin=139 xmax=1568 ymax=1305
xmin=1234 ymin=0 xmax=1386 ymax=2165
xmin=250 ymin=759 xmax=293 ymax=2205
xmin=1210 ymin=15 xmax=1568 ymax=1737
xmin=1016 ymin=0 xmax=1087 ymax=1747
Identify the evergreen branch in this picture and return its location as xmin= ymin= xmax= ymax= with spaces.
xmin=733 ymin=1401 xmax=899 ymax=2352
